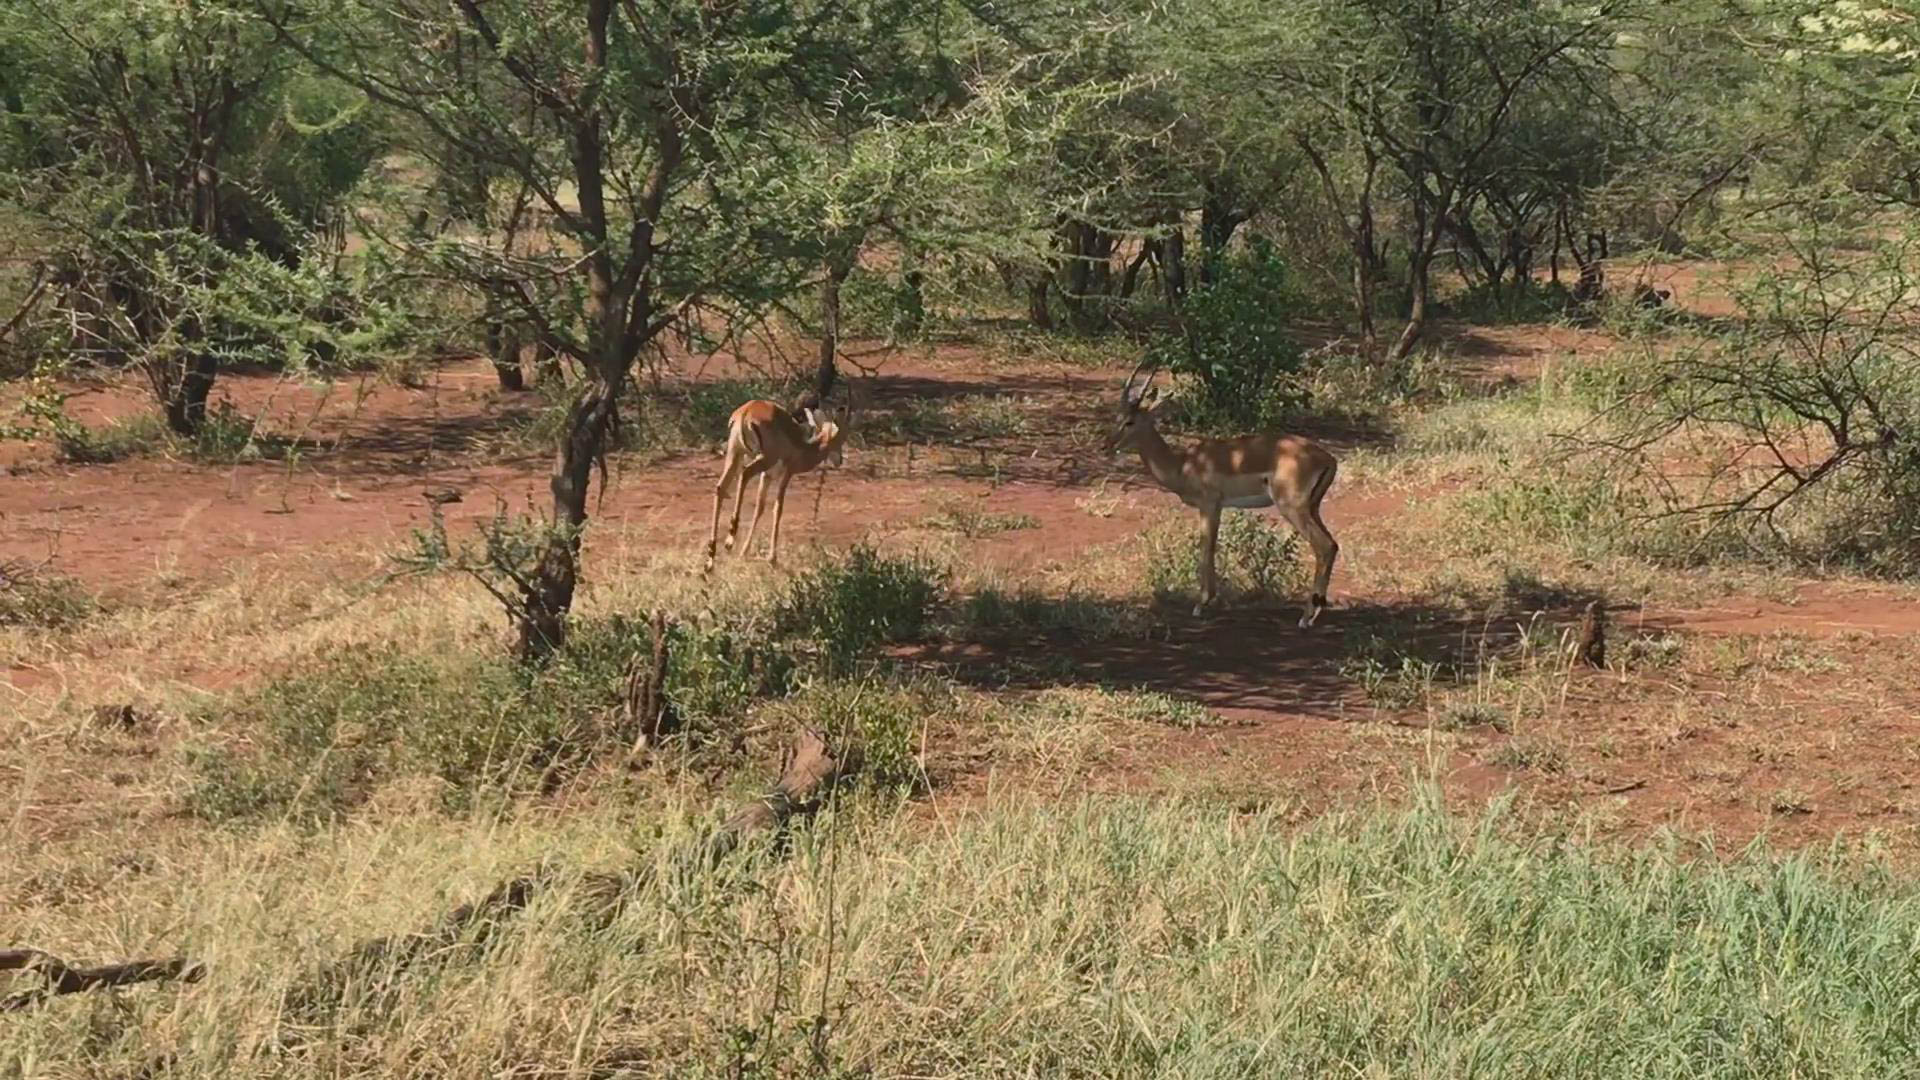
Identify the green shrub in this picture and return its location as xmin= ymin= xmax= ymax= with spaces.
xmin=921 ymin=500 xmax=1039 ymax=537
xmin=1453 ymin=461 xmax=1643 ymax=560
xmin=1299 ymin=343 xmax=1462 ymax=421
xmin=780 ymin=678 xmax=929 ymax=791
xmin=663 ymin=621 xmax=798 ymax=731
xmin=774 ymin=546 xmax=943 ymax=668
xmin=1149 ymin=237 xmax=1308 ymax=432
xmin=839 ymin=264 xmax=926 ymax=341
xmin=184 ymin=647 xmax=544 ymax=822
xmin=182 ymin=618 xmax=797 ymax=823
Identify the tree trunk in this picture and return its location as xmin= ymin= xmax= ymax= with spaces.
xmin=1388 ymin=183 xmax=1445 ymax=364
xmin=813 ymin=257 xmax=851 ymax=403
xmin=1550 ymin=216 xmax=1562 ymax=285
xmin=162 ymin=351 xmax=219 ymax=435
xmin=1027 ymin=275 xmax=1052 ymax=330
xmin=515 ymin=0 xmax=626 ymax=662
xmin=1118 ymin=241 xmax=1150 ymax=299
xmin=1352 ymin=195 xmax=1379 ymax=354
xmin=519 ymin=363 xmax=619 ymax=659
xmin=1086 ymin=227 xmax=1114 ymax=298
xmin=531 ymin=338 xmax=561 ymax=385
xmin=1198 ymin=187 xmax=1244 ymax=286
xmin=485 ymin=297 xmax=527 ymax=392
xmin=1161 ymin=226 xmax=1187 ymax=301
xmin=1060 ymin=221 xmax=1093 ymax=324
xmin=1298 ymin=135 xmax=1378 ymax=353
xmin=899 ymin=258 xmax=925 ymax=337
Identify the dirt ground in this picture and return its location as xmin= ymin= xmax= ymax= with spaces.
xmin=6 ymin=332 xmax=1920 ymax=854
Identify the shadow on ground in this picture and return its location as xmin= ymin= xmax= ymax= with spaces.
xmin=904 ymin=592 xmax=1596 ymax=722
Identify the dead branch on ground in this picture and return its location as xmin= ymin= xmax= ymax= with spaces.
xmin=0 ymin=948 xmax=204 ymax=1013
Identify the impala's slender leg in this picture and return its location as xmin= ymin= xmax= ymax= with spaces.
xmin=1275 ymin=464 xmax=1340 ymax=628
xmin=727 ymin=453 xmax=776 ymax=554
xmin=741 ymin=471 xmax=773 ymax=558
xmin=1195 ymin=502 xmax=1222 ymax=617
xmin=767 ymin=472 xmax=794 ymax=565
xmin=724 ymin=458 xmax=751 ymax=553
xmin=707 ymin=448 xmax=742 ymax=572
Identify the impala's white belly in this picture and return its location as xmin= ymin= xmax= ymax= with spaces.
xmin=1178 ymin=488 xmax=1274 ymax=510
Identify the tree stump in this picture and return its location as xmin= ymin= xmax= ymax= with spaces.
xmin=1574 ymin=600 xmax=1607 ymax=669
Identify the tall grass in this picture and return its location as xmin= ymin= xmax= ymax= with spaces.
xmin=9 ymin=793 xmax=1919 ymax=1077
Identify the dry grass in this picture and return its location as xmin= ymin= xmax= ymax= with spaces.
xmin=11 ymin=792 xmax=1920 ymax=1076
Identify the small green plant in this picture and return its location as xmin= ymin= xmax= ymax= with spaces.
xmin=1344 ymin=652 xmax=1443 ymax=709
xmin=1484 ymin=737 xmax=1569 ymax=773
xmin=181 ymin=398 xmax=266 ymax=462
xmin=945 ymin=394 xmax=1032 ymax=439
xmin=1437 ymin=700 xmax=1509 ymax=732
xmin=1027 ymin=685 xmax=1226 ymax=733
xmin=774 ymin=545 xmax=944 ymax=668
xmin=1770 ymin=788 xmax=1813 ymax=816
xmin=7 ymin=368 xmax=161 ymax=463
xmin=1622 ymin=632 xmax=1685 ymax=670
xmin=185 ymin=623 xmax=728 ymax=822
xmin=1102 ymin=688 xmax=1219 ymax=731
xmin=921 ymin=500 xmax=1039 ymax=538
xmin=1340 ymin=630 xmax=1454 ymax=709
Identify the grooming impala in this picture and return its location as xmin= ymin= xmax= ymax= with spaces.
xmin=1102 ymin=359 xmax=1339 ymax=626
xmin=705 ymin=399 xmax=850 ymax=572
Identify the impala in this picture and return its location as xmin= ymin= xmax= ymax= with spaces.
xmin=1102 ymin=359 xmax=1340 ymax=626
xmin=705 ymin=399 xmax=849 ymax=572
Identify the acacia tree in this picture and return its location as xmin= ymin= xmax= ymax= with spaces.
xmin=267 ymin=0 xmax=898 ymax=657
xmin=1260 ymin=0 xmax=1629 ymax=358
xmin=0 ymin=0 xmax=379 ymax=432
xmin=1739 ymin=0 xmax=1920 ymax=209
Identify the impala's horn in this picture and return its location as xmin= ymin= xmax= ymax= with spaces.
xmin=1121 ymin=355 xmax=1161 ymax=407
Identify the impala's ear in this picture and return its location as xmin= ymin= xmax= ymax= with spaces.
xmin=801 ymin=407 xmax=819 ymax=430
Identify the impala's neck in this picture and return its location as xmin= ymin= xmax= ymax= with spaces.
xmin=1132 ymin=424 xmax=1189 ymax=495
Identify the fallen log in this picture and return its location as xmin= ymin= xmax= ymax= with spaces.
xmin=0 ymin=948 xmax=204 ymax=1012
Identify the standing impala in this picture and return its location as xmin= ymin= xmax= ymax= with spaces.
xmin=1102 ymin=359 xmax=1340 ymax=626
xmin=705 ymin=399 xmax=849 ymax=572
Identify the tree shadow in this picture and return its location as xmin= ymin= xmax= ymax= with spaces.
xmin=904 ymin=591 xmax=1594 ymax=722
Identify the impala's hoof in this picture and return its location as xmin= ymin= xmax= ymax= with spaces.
xmin=1299 ymin=593 xmax=1327 ymax=629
